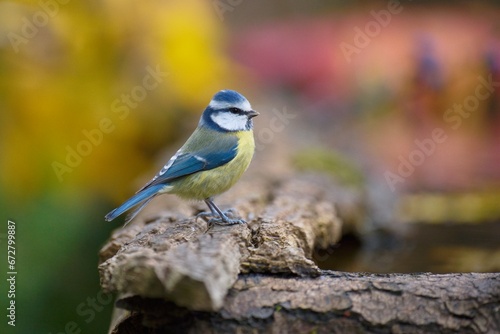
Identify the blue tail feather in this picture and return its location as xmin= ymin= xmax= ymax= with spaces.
xmin=105 ymin=184 xmax=164 ymax=222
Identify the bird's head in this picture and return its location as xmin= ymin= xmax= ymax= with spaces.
xmin=200 ymin=90 xmax=259 ymax=132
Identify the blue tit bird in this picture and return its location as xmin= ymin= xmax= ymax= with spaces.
xmin=105 ymin=89 xmax=259 ymax=226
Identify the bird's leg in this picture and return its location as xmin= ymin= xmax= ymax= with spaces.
xmin=196 ymin=199 xmax=219 ymax=221
xmin=204 ymin=198 xmax=245 ymax=225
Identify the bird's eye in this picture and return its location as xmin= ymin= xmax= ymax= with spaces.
xmin=229 ymin=107 xmax=242 ymax=114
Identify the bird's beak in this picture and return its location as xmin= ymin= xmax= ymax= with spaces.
xmin=247 ymin=110 xmax=259 ymax=119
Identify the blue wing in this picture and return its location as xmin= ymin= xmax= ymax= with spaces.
xmin=136 ymin=137 xmax=238 ymax=192
xmin=105 ymin=133 xmax=238 ymax=223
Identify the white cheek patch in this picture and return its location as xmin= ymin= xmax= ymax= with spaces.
xmin=211 ymin=112 xmax=248 ymax=131
xmin=209 ymin=99 xmax=252 ymax=112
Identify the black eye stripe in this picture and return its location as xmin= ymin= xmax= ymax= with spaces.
xmin=228 ymin=107 xmax=244 ymax=115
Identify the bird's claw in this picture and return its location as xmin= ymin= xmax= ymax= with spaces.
xmin=197 ymin=208 xmax=244 ymax=224
xmin=208 ymin=217 xmax=246 ymax=226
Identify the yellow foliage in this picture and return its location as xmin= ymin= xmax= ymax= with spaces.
xmin=0 ymin=0 xmax=241 ymax=202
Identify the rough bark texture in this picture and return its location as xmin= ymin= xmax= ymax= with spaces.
xmin=99 ymin=173 xmax=347 ymax=310
xmin=110 ymin=271 xmax=500 ymax=334
xmin=99 ymin=168 xmax=500 ymax=333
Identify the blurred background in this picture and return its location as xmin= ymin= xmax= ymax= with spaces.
xmin=1 ymin=0 xmax=500 ymax=332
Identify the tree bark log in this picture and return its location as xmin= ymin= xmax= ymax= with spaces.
xmin=99 ymin=173 xmax=346 ymax=310
xmin=99 ymin=170 xmax=500 ymax=333
xmin=109 ymin=271 xmax=500 ymax=334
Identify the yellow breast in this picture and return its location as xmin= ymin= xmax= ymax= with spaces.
xmin=170 ymin=130 xmax=255 ymax=200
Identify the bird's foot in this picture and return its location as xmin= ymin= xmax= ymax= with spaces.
xmin=197 ymin=208 xmax=244 ymax=224
xmin=202 ymin=209 xmax=246 ymax=227
xmin=208 ymin=217 xmax=246 ymax=226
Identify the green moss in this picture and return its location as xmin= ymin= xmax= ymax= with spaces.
xmin=292 ymin=148 xmax=364 ymax=187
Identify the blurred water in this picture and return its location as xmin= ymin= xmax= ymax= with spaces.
xmin=315 ymin=221 xmax=500 ymax=273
